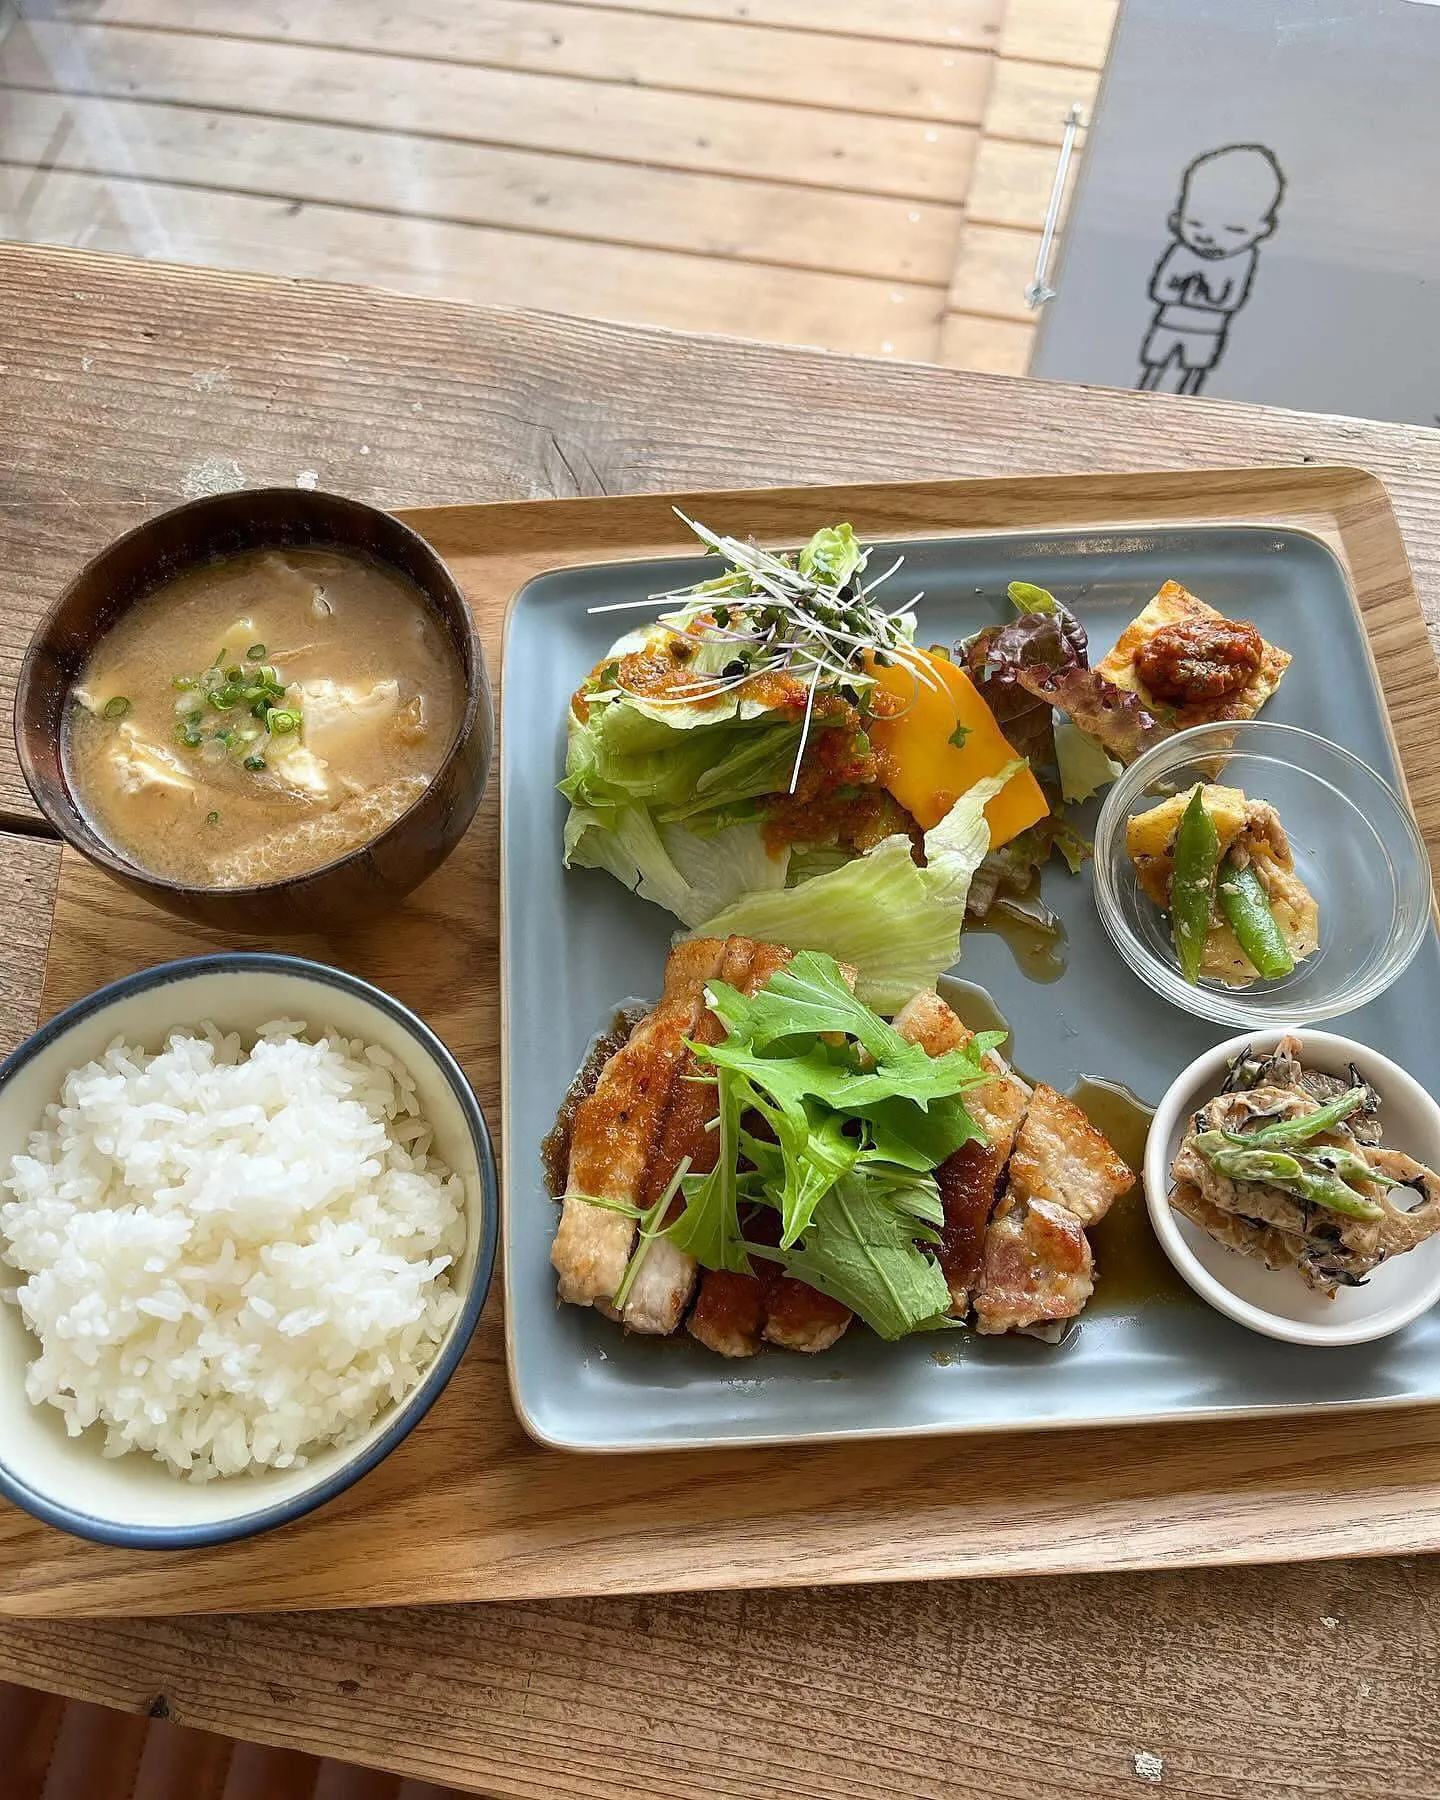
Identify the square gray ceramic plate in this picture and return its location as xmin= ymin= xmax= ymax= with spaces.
xmin=502 ymin=525 xmax=1440 ymax=1451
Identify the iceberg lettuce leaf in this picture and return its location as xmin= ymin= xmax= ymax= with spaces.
xmin=691 ymin=764 xmax=1022 ymax=1009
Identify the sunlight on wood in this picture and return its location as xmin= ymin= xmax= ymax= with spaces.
xmin=0 ymin=0 xmax=1116 ymax=372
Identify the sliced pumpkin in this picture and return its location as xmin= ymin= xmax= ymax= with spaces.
xmin=865 ymin=649 xmax=1048 ymax=847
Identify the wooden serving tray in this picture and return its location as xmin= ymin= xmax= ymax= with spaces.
xmin=3 ymin=465 xmax=1440 ymax=1619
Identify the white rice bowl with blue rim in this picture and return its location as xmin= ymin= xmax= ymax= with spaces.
xmin=1 ymin=1017 xmax=465 ymax=1482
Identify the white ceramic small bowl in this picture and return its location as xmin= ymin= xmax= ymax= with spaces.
xmin=0 ymin=953 xmax=496 ymax=1547
xmin=1145 ymin=1028 xmax=1440 ymax=1346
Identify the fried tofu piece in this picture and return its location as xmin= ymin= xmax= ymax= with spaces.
xmin=972 ymin=1196 xmax=1094 ymax=1335
xmin=1098 ymin=580 xmax=1289 ymax=727
xmin=1007 ymin=1084 xmax=1134 ymax=1229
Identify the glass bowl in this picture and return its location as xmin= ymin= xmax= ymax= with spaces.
xmin=1092 ymin=721 xmax=1434 ymax=1027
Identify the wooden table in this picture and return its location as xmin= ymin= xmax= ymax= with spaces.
xmin=2 ymin=242 xmax=1439 ymax=1798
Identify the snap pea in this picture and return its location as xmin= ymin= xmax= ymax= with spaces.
xmin=1217 ymin=854 xmax=1293 ymax=980
xmin=1217 ymin=1087 xmax=1366 ymax=1149
xmin=1193 ymin=1133 xmax=1384 ymax=1221
xmin=1169 ymin=785 xmax=1221 ymax=985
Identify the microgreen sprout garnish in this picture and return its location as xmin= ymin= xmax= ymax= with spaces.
xmin=101 ymin=695 xmax=130 ymax=721
xmin=583 ymin=513 xmax=935 ymax=793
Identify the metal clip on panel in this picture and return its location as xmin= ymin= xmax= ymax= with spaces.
xmin=1025 ymin=105 xmax=1086 ymax=310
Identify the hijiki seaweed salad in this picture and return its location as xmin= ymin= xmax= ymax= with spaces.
xmin=1172 ymin=1036 xmax=1440 ymax=1294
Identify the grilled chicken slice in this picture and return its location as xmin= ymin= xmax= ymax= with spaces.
xmin=1007 ymin=1084 xmax=1133 ymax=1228
xmin=621 ymin=937 xmax=775 ymax=1335
xmin=972 ymin=1196 xmax=1094 ymax=1335
xmin=893 ymin=989 xmax=1032 ymax=1312
xmin=687 ymin=1207 xmax=851 ymax=1357
xmin=688 ymin=954 xmax=859 ymax=1358
xmin=762 ymin=1274 xmax=851 ymax=1352
xmin=551 ymin=937 xmax=727 ymax=1307
xmin=685 ymin=1270 xmax=768 ymax=1358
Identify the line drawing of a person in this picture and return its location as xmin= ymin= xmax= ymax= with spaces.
xmin=1137 ymin=144 xmax=1285 ymax=396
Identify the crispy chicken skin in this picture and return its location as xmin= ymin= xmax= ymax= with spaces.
xmin=972 ymin=1197 xmax=1094 ymax=1335
xmin=551 ymin=937 xmax=726 ymax=1307
xmin=1007 ymin=1085 xmax=1134 ymax=1229
xmin=687 ymin=1208 xmax=851 ymax=1358
xmin=688 ymin=953 xmax=858 ymax=1357
xmin=553 ymin=953 xmax=1131 ymax=1351
xmin=893 ymin=990 xmax=1031 ymax=1312
xmin=622 ymin=940 xmax=793 ymax=1336
xmin=685 ymin=1270 xmax=768 ymax=1358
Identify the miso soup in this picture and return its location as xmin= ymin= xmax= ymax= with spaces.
xmin=64 ymin=546 xmax=462 ymax=887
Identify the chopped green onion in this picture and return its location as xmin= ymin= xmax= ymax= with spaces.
xmin=246 ymin=643 xmax=266 ymax=661
xmin=266 ymin=708 xmax=301 ymax=735
xmin=101 ymin=696 xmax=130 ymax=721
xmin=171 ymin=675 xmax=196 ymax=691
xmin=205 ymin=810 xmax=220 ymax=826
xmin=174 ymin=722 xmax=202 ymax=747
xmin=211 ymin=648 xmax=227 ymax=668
xmin=243 ymin=754 xmax=266 ymax=771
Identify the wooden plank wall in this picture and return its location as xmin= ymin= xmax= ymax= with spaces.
xmin=0 ymin=0 xmax=1115 ymax=371
xmin=941 ymin=0 xmax=1117 ymax=374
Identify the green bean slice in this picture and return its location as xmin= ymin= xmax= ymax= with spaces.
xmin=1168 ymin=786 xmax=1221 ymax=985
xmin=1217 ymin=855 xmax=1294 ymax=980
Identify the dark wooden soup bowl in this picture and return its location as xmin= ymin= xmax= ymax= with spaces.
xmin=16 ymin=487 xmax=492 ymax=931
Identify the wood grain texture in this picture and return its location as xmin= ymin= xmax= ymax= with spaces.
xmin=4 ymin=244 xmax=1440 ymax=821
xmin=4 ymin=243 xmax=1440 ymax=1800
xmin=0 ymin=167 xmax=948 ymax=361
xmin=1 ymin=22 xmax=978 ymax=202
xmin=998 ymin=0 xmax=1117 ymax=69
xmin=944 ymin=220 xmax=1038 ymax=323
xmin=938 ymin=308 xmax=1034 ymax=374
xmin=0 ymin=91 xmax=961 ymax=283
xmin=2 ymin=1558 xmax=1440 ymax=1800
xmin=0 ymin=833 xmax=61 ymax=1058
xmin=986 ymin=54 xmax=1105 ymax=145
xmin=405 ymin=0 xmax=1007 ymax=50
xmin=7 ymin=464 xmax=1440 ymax=1622
xmin=32 ymin=0 xmax=994 ymax=122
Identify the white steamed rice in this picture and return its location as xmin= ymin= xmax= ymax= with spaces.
xmin=0 ymin=1020 xmax=465 ymax=1481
